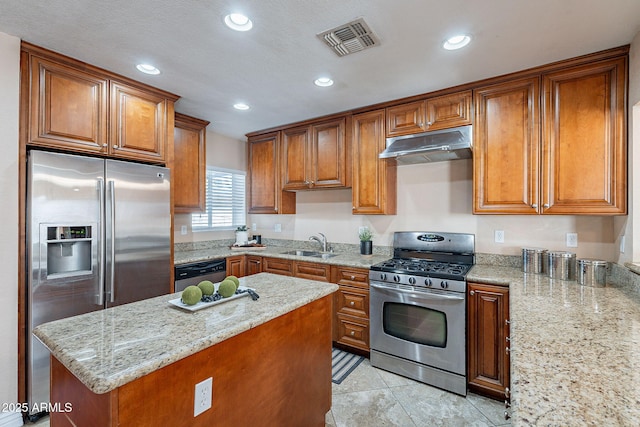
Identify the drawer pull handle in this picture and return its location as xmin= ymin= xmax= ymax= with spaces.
xmin=350 ymin=275 xmax=355 ymax=280
xmin=504 ymin=410 xmax=511 ymax=420
xmin=350 ymin=301 xmax=355 ymax=306
xmin=505 ymin=400 xmax=511 ymax=409
xmin=506 ymin=347 xmax=510 ymax=354
xmin=505 ymin=319 xmax=511 ymax=325
xmin=506 ymin=336 xmax=510 ymax=342
xmin=505 ymin=387 xmax=510 ymax=398
xmin=470 ymin=290 xmax=475 ymax=296
xmin=350 ymin=331 xmax=355 ymax=336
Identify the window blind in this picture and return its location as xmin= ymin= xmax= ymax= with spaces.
xmin=192 ymin=167 xmax=246 ymax=230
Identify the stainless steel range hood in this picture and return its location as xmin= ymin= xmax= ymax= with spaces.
xmin=379 ymin=125 xmax=472 ymax=165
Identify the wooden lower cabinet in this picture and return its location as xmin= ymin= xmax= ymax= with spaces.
xmin=467 ymin=282 xmax=510 ymax=400
xmin=293 ymin=261 xmax=331 ymax=282
xmin=226 ymin=255 xmax=246 ymax=278
xmin=331 ymin=266 xmax=370 ymax=353
xmin=262 ymin=257 xmax=293 ymax=276
xmin=246 ymin=255 xmax=263 ymax=275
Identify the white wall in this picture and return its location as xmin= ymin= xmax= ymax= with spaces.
xmin=0 ymin=31 xmax=21 ymax=408
xmin=619 ymin=31 xmax=640 ymax=262
xmin=174 ymin=130 xmax=246 ymax=243
xmin=250 ymin=159 xmax=617 ymax=260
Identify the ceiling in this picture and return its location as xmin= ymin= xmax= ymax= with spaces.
xmin=1 ymin=0 xmax=640 ymax=140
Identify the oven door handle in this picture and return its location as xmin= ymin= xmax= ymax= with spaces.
xmin=370 ymin=282 xmax=466 ymax=301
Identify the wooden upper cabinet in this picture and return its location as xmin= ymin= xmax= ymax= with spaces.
xmin=386 ymin=91 xmax=472 ymax=137
xmin=109 ymin=81 xmax=168 ymax=162
xmin=22 ymin=43 xmax=179 ymax=164
xmin=281 ymin=125 xmax=311 ymax=190
xmin=474 ymin=54 xmax=627 ymax=215
xmin=473 ymin=77 xmax=540 ymax=214
xmin=426 ymin=91 xmax=472 ymax=131
xmin=541 ymin=57 xmax=627 ymax=214
xmin=352 ymin=110 xmax=397 ymax=215
xmin=247 ymin=132 xmax=295 ymax=214
xmin=281 ymin=116 xmax=350 ymax=190
xmin=28 ymin=55 xmax=109 ymax=154
xmin=173 ymin=113 xmax=209 ymax=213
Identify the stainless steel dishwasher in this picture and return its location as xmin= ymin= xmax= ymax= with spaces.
xmin=174 ymin=259 xmax=227 ymax=292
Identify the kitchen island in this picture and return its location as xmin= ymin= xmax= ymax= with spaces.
xmin=33 ymin=273 xmax=338 ymax=427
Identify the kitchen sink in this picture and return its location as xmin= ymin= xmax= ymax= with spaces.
xmin=281 ymin=250 xmax=338 ymax=259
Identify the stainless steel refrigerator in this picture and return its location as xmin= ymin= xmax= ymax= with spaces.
xmin=26 ymin=149 xmax=171 ymax=415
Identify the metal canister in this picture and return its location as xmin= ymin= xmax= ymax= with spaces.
xmin=522 ymin=247 xmax=547 ymax=274
xmin=547 ymin=251 xmax=576 ymax=280
xmin=577 ymin=259 xmax=607 ymax=287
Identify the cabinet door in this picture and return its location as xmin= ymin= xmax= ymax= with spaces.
xmin=226 ymin=255 xmax=246 ymax=278
xmin=174 ymin=113 xmax=208 ymax=213
xmin=247 ymin=132 xmax=296 ymax=214
xmin=28 ymin=55 xmax=108 ymax=154
xmin=386 ymin=100 xmax=427 ymax=137
xmin=425 ymin=91 xmax=472 ymax=131
xmin=311 ymin=117 xmax=349 ymax=188
xmin=335 ymin=314 xmax=369 ymax=352
xmin=293 ymin=261 xmax=330 ymax=282
xmin=473 ymin=77 xmax=540 ymax=214
xmin=334 ymin=285 xmax=369 ymax=318
xmin=262 ymin=257 xmax=293 ymax=276
xmin=246 ymin=256 xmax=263 ymax=275
xmin=352 ymin=110 xmax=397 ymax=215
xmin=110 ymin=81 xmax=168 ymax=163
xmin=542 ymin=57 xmax=627 ymax=214
xmin=467 ymin=282 xmax=510 ymax=399
xmin=281 ymin=126 xmax=311 ymax=190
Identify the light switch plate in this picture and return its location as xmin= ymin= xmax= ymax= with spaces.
xmin=566 ymin=233 xmax=578 ymax=248
xmin=180 ymin=225 xmax=187 ymax=235
xmin=274 ymin=223 xmax=282 ymax=232
xmin=494 ymin=230 xmax=504 ymax=244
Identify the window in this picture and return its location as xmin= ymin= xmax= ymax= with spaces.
xmin=192 ymin=167 xmax=246 ymax=231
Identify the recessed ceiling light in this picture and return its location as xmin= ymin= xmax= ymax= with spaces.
xmin=233 ymin=103 xmax=250 ymax=111
xmin=136 ymin=63 xmax=160 ymax=75
xmin=314 ymin=77 xmax=334 ymax=87
xmin=224 ymin=13 xmax=253 ymax=31
xmin=443 ymin=34 xmax=471 ymax=50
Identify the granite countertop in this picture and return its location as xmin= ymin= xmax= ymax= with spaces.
xmin=174 ymin=245 xmax=389 ymax=269
xmin=469 ymin=265 xmax=640 ymax=426
xmin=33 ymin=273 xmax=338 ymax=394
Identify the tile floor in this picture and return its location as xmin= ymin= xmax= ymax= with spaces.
xmin=327 ymin=359 xmax=511 ymax=427
xmin=29 ymin=359 xmax=510 ymax=427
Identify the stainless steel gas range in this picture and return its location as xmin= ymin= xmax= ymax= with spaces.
xmin=369 ymin=231 xmax=475 ymax=396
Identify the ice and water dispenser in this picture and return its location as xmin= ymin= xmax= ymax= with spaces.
xmin=45 ymin=225 xmax=92 ymax=277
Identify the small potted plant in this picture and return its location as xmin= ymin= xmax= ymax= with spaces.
xmin=359 ymin=227 xmax=373 ymax=255
xmin=235 ymin=225 xmax=249 ymax=246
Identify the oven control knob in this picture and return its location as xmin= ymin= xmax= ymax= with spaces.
xmin=440 ymin=281 xmax=448 ymax=289
xmin=408 ymin=277 xmax=416 ymax=285
xmin=380 ymin=273 xmax=387 ymax=281
xmin=393 ymin=275 xmax=401 ymax=283
xmin=424 ymin=278 xmax=432 ymax=287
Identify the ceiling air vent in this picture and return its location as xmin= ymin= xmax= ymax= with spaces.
xmin=317 ymin=18 xmax=380 ymax=57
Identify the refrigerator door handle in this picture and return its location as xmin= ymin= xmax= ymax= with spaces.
xmin=97 ymin=178 xmax=105 ymax=306
xmin=109 ymin=180 xmax=116 ymax=303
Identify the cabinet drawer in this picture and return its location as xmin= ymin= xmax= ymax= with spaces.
xmin=293 ymin=261 xmax=330 ymax=282
xmin=335 ymin=314 xmax=369 ymax=352
xmin=262 ymin=257 xmax=293 ymax=276
xmin=335 ymin=286 xmax=369 ymax=318
xmin=331 ymin=266 xmax=369 ymax=289
xmin=246 ymin=256 xmax=263 ymax=275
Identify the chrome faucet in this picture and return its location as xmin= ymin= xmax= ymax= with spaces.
xmin=309 ymin=232 xmax=329 ymax=252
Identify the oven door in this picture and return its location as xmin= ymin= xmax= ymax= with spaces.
xmin=370 ymin=281 xmax=466 ymax=375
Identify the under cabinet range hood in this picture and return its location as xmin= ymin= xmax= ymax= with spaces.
xmin=379 ymin=125 xmax=472 ymax=165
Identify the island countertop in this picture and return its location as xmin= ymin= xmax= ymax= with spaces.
xmin=33 ymin=273 xmax=338 ymax=394
xmin=469 ymin=265 xmax=640 ymax=426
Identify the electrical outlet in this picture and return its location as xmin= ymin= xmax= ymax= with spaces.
xmin=274 ymin=223 xmax=282 ymax=232
xmin=620 ymin=235 xmax=626 ymax=253
xmin=180 ymin=225 xmax=187 ymax=235
xmin=494 ymin=230 xmax=504 ymax=244
xmin=566 ymin=233 xmax=578 ymax=248
xmin=194 ymin=377 xmax=212 ymax=417
xmin=252 ymin=223 xmax=257 ymax=231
